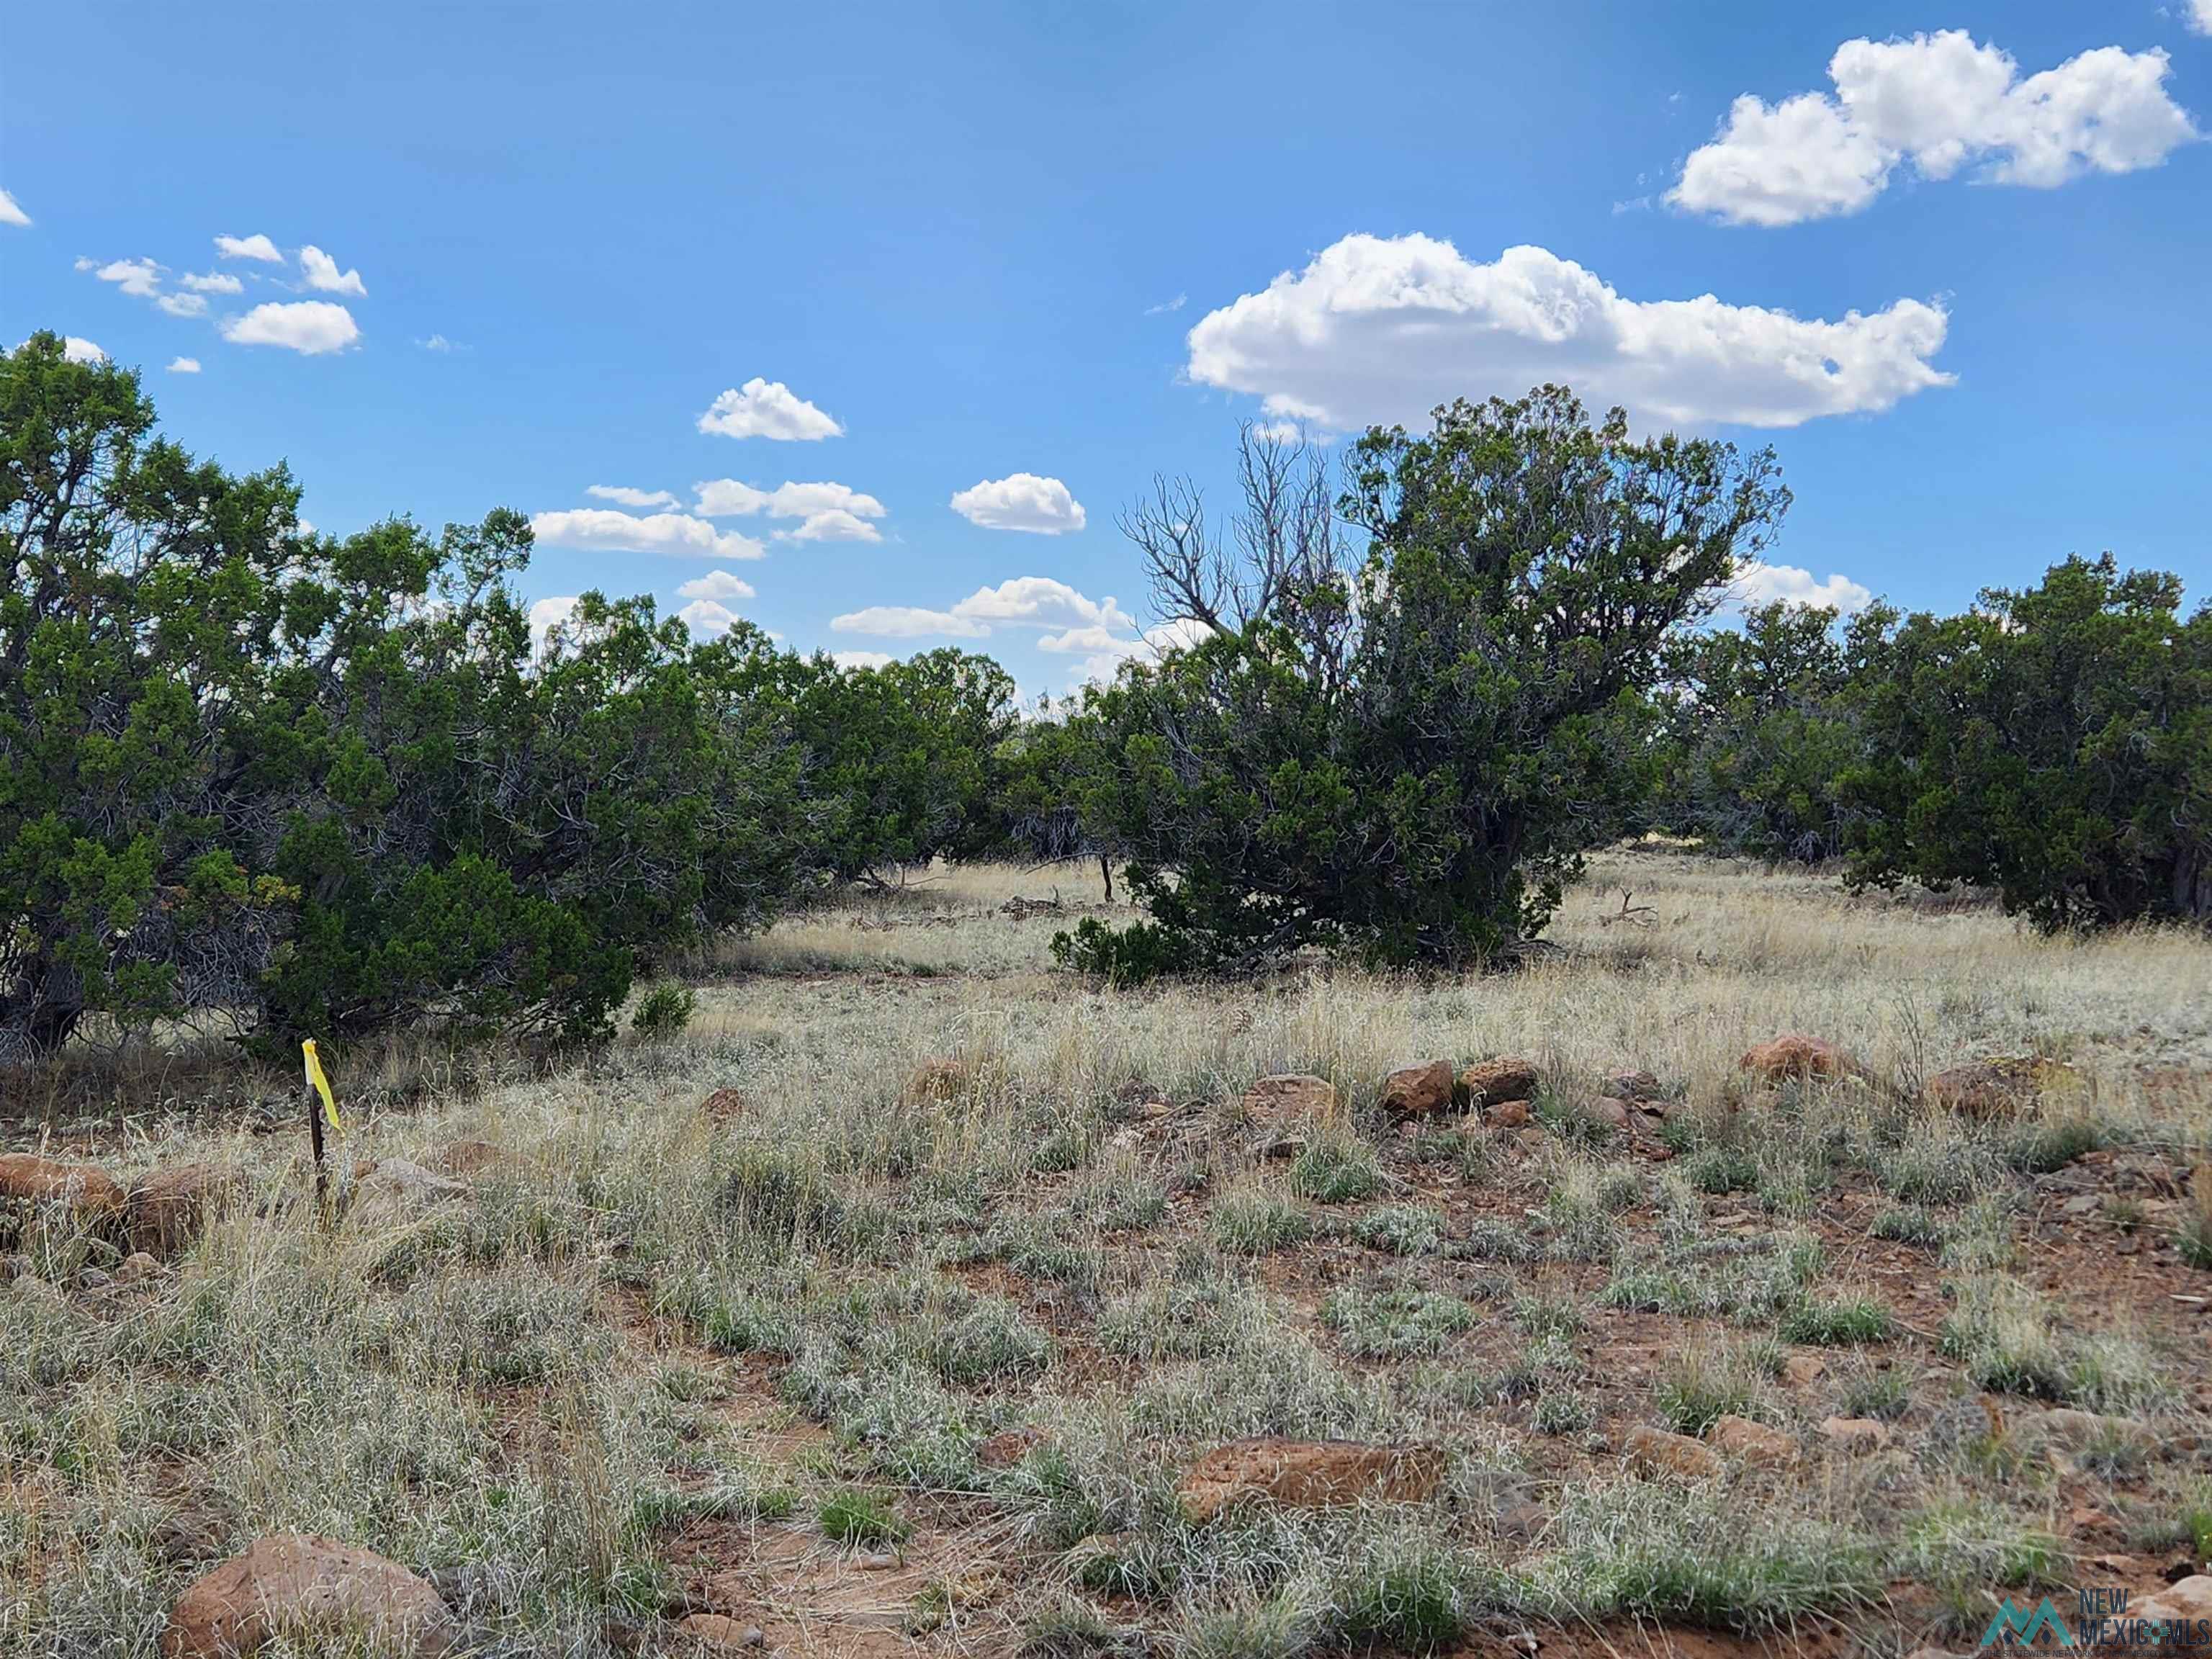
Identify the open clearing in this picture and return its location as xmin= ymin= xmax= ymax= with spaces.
xmin=6 ymin=851 xmax=2211 ymax=1658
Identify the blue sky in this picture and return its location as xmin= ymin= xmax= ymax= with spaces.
xmin=6 ymin=3 xmax=2208 ymax=695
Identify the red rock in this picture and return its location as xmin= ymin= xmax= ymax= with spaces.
xmin=1602 ymin=1069 xmax=1663 ymax=1103
xmin=902 ymin=1057 xmax=972 ymax=1105
xmin=1591 ymin=1100 xmax=1632 ymax=1130
xmin=1380 ymin=1061 xmax=1455 ymax=1118
xmin=976 ymin=1428 xmax=1043 ymax=1469
xmin=1708 ymin=1415 xmax=1799 ymax=1467
xmin=2133 ymin=1576 xmax=2212 ymax=1626
xmin=161 ymin=1534 xmax=455 ymax=1659
xmin=1241 ymin=1074 xmax=1339 ymax=1121
xmin=126 ymin=1163 xmax=241 ymax=1256
xmin=1177 ymin=1438 xmax=1444 ymax=1524
xmin=1457 ymin=1058 xmax=1539 ymax=1107
xmin=0 ymin=1153 xmax=125 ymax=1226
xmin=698 ymin=1088 xmax=747 ymax=1121
xmin=1738 ymin=1034 xmax=1861 ymax=1084
xmin=429 ymin=1139 xmax=509 ymax=1177
xmin=1817 ymin=1416 xmax=1892 ymax=1454
xmin=1924 ymin=1057 xmax=2082 ymax=1119
xmin=1486 ymin=1099 xmax=1532 ymax=1129
xmin=1623 ymin=1425 xmax=1722 ymax=1480
xmin=677 ymin=1612 xmax=764 ymax=1652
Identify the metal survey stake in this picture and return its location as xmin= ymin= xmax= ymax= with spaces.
xmin=302 ymin=1040 xmax=343 ymax=1209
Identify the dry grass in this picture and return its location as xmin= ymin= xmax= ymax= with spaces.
xmin=4 ymin=851 xmax=2210 ymax=1657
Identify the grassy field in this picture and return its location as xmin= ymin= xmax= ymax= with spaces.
xmin=5 ymin=850 xmax=2211 ymax=1658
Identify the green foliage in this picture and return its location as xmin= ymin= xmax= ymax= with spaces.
xmin=1647 ymin=600 xmax=1866 ymax=861
xmin=1073 ymin=391 xmax=1787 ymax=971
xmin=816 ymin=1486 xmax=910 ymax=1547
xmin=1842 ymin=554 xmax=2211 ymax=930
xmin=629 ymin=980 xmax=696 ymax=1037
xmin=1049 ymin=914 xmax=1194 ymax=987
xmin=778 ymin=646 xmax=1019 ymax=880
xmin=0 ymin=334 xmax=821 ymax=1052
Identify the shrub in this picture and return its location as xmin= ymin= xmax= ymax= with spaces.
xmin=1210 ymin=1182 xmax=1312 ymax=1255
xmin=1290 ymin=1132 xmax=1383 ymax=1204
xmin=1071 ymin=391 xmax=1789 ymax=971
xmin=1655 ymin=1342 xmax=1779 ymax=1437
xmin=1321 ymin=1285 xmax=1475 ymax=1358
xmin=1776 ymin=1297 xmax=1897 ymax=1346
xmin=817 ymin=1486 xmax=912 ymax=1547
xmin=629 ymin=980 xmax=696 ymax=1037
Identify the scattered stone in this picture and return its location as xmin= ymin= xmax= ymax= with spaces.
xmin=1924 ymin=1056 xmax=2077 ymax=1120
xmin=78 ymin=1267 xmax=113 ymax=1290
xmin=901 ymin=1057 xmax=971 ymax=1105
xmin=1177 ymin=1437 xmax=1445 ymax=1524
xmin=127 ymin=1163 xmax=243 ymax=1257
xmin=2133 ymin=1577 xmax=2212 ymax=1626
xmin=115 ymin=1251 xmax=161 ymax=1286
xmin=1818 ymin=1416 xmax=1893 ymax=1454
xmin=1707 ymin=1415 xmax=1799 ymax=1467
xmin=1380 ymin=1061 xmax=1455 ymax=1119
xmin=1241 ymin=1074 xmax=1339 ymax=1122
xmin=857 ymin=1551 xmax=899 ymax=1570
xmin=1781 ymin=1354 xmax=1827 ymax=1386
xmin=1485 ymin=1100 xmax=1532 ymax=1130
xmin=428 ymin=1140 xmax=509 ymax=1178
xmin=0 ymin=1153 xmax=125 ymax=1227
xmin=1738 ymin=1034 xmax=1861 ymax=1084
xmin=976 ymin=1428 xmax=1043 ymax=1469
xmin=677 ymin=1613 xmax=766 ymax=1653
xmin=1623 ymin=1425 xmax=1722 ymax=1480
xmin=1602 ymin=1069 xmax=1663 ymax=1103
xmin=1590 ymin=1099 xmax=1632 ymax=1131
xmin=352 ymin=1159 xmax=467 ymax=1220
xmin=698 ymin=1088 xmax=747 ymax=1122
xmin=1495 ymin=1499 xmax=1550 ymax=1542
xmin=161 ymin=1534 xmax=457 ymax=1659
xmin=153 ymin=1514 xmax=224 ymax=1566
xmin=1457 ymin=1057 xmax=1539 ymax=1108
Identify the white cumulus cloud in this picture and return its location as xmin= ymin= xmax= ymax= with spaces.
xmin=2191 ymin=1 xmax=2212 ymax=37
xmin=167 ymin=356 xmax=202 ymax=374
xmin=83 ymin=256 xmax=164 ymax=298
xmin=588 ymin=485 xmax=679 ymax=508
xmin=181 ymin=271 xmax=243 ymax=295
xmin=951 ymin=576 xmax=1130 ymax=632
xmin=949 ymin=473 xmax=1087 ymax=534
xmin=158 ymin=292 xmax=209 ymax=318
xmin=1185 ymin=233 xmax=1952 ymax=432
xmin=63 ymin=337 xmax=107 ymax=364
xmin=528 ymin=595 xmax=580 ymax=655
xmin=214 ymin=233 xmax=283 ymax=263
xmin=0 ymin=189 xmax=29 ymax=228
xmin=696 ymin=377 xmax=843 ymax=441
xmin=694 ymin=479 xmax=886 ymax=542
xmin=676 ymin=569 xmax=756 ymax=603
xmin=529 ymin=508 xmax=764 ymax=562
xmin=1041 ymin=618 xmax=1214 ymax=686
xmin=677 ymin=598 xmax=742 ymax=639
xmin=830 ymin=606 xmax=991 ymax=639
xmin=1733 ymin=562 xmax=1874 ymax=614
xmin=1672 ymin=31 xmax=2198 ymax=226
xmin=832 ymin=649 xmax=896 ymax=671
xmin=220 ymin=300 xmax=361 ymax=355
xmin=299 ymin=244 xmax=367 ymax=296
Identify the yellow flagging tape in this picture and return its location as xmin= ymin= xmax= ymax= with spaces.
xmin=302 ymin=1039 xmax=343 ymax=1138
